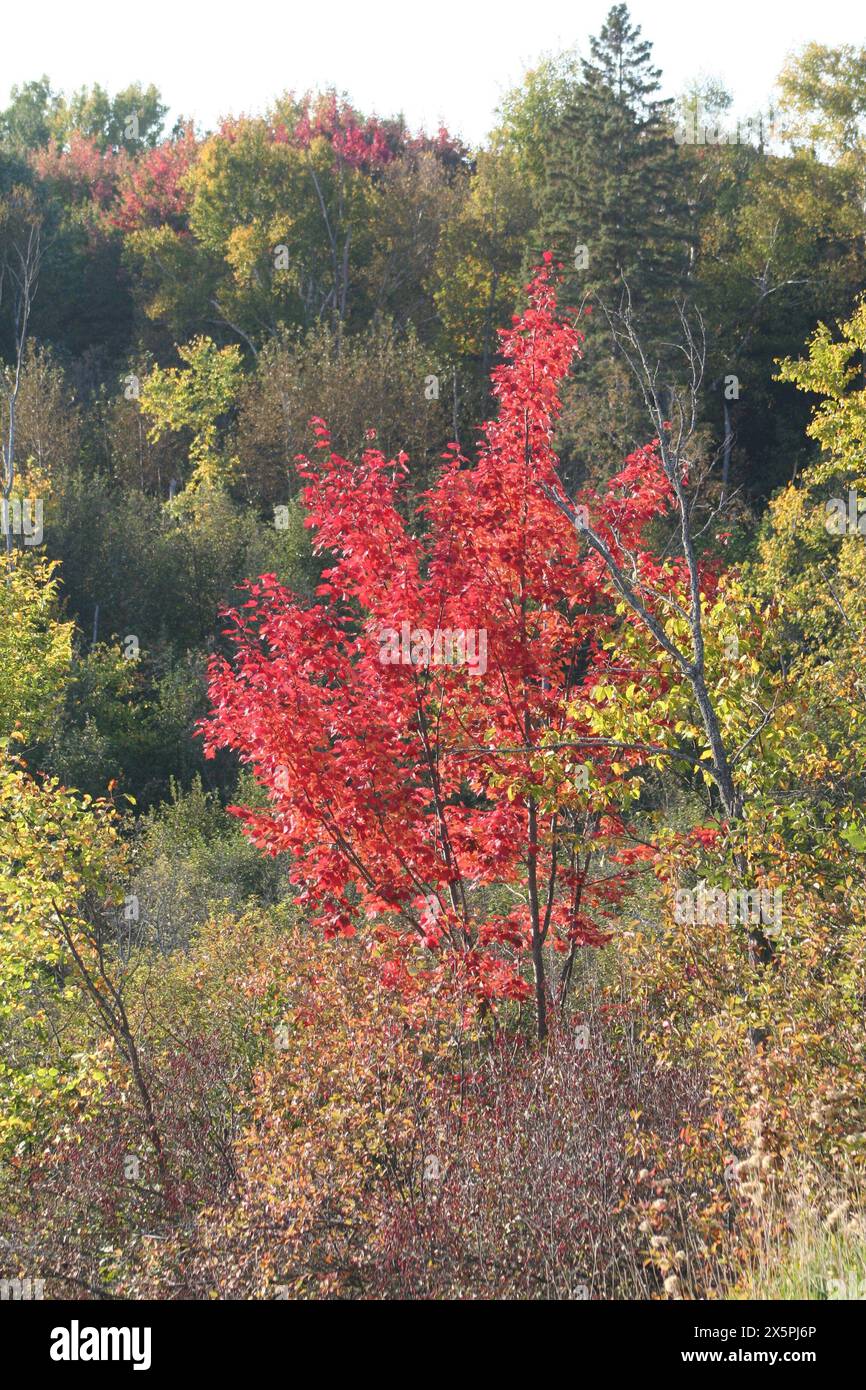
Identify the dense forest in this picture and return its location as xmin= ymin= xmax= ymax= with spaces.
xmin=2 ymin=2 xmax=866 ymax=1306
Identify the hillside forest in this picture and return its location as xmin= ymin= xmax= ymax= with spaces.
xmin=3 ymin=3 xmax=866 ymax=1302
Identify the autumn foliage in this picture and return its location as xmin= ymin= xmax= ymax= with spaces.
xmin=7 ymin=29 xmax=866 ymax=1305
xmin=200 ymin=261 xmax=676 ymax=1035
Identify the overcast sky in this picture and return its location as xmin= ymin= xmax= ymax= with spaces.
xmin=1 ymin=0 xmax=862 ymax=144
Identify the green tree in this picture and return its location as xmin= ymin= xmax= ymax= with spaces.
xmin=0 ymin=557 xmax=71 ymax=747
xmin=777 ymin=43 xmax=866 ymax=166
xmin=131 ymin=114 xmax=381 ymax=349
xmin=51 ymin=82 xmax=167 ymax=153
xmin=139 ymin=335 xmax=244 ymax=496
xmin=235 ymin=318 xmax=448 ymax=504
xmin=688 ymin=146 xmax=864 ymax=501
xmin=362 ymin=149 xmax=464 ymax=336
xmin=539 ymin=3 xmax=689 ymax=311
xmin=432 ymin=145 xmax=535 ymax=379
xmin=0 ymin=77 xmax=61 ymax=151
xmin=494 ymin=49 xmax=581 ymax=197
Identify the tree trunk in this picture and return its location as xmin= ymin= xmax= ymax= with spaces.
xmin=527 ymin=801 xmax=549 ymax=1041
xmin=532 ymin=930 xmax=548 ymax=1042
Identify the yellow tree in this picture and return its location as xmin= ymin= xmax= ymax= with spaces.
xmin=139 ymin=336 xmax=244 ymax=497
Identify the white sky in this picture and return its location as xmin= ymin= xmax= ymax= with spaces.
xmin=1 ymin=0 xmax=862 ymax=145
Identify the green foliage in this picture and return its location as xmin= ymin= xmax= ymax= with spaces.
xmin=494 ymin=49 xmax=581 ymax=195
xmin=539 ymin=3 xmax=688 ymax=311
xmin=0 ymin=557 xmax=72 ymax=747
xmin=777 ymin=43 xmax=866 ymax=165
xmin=775 ymin=297 xmax=866 ymax=482
xmin=131 ymin=774 xmax=290 ymax=949
xmin=44 ymin=643 xmax=208 ymax=806
xmin=47 ymin=471 xmax=315 ymax=654
xmin=0 ymin=77 xmax=61 ymax=152
xmin=0 ymin=754 xmax=126 ymax=1153
xmin=140 ymin=336 xmax=244 ymax=495
xmin=51 ymin=82 xmax=168 ymax=153
xmin=433 ymin=146 xmax=535 ymax=366
xmin=235 ymin=318 xmax=449 ymax=503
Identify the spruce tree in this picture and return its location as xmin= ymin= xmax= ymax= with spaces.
xmin=540 ymin=4 xmax=690 ymax=315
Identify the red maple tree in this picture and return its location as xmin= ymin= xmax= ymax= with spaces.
xmin=201 ymin=258 xmax=674 ymax=1038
